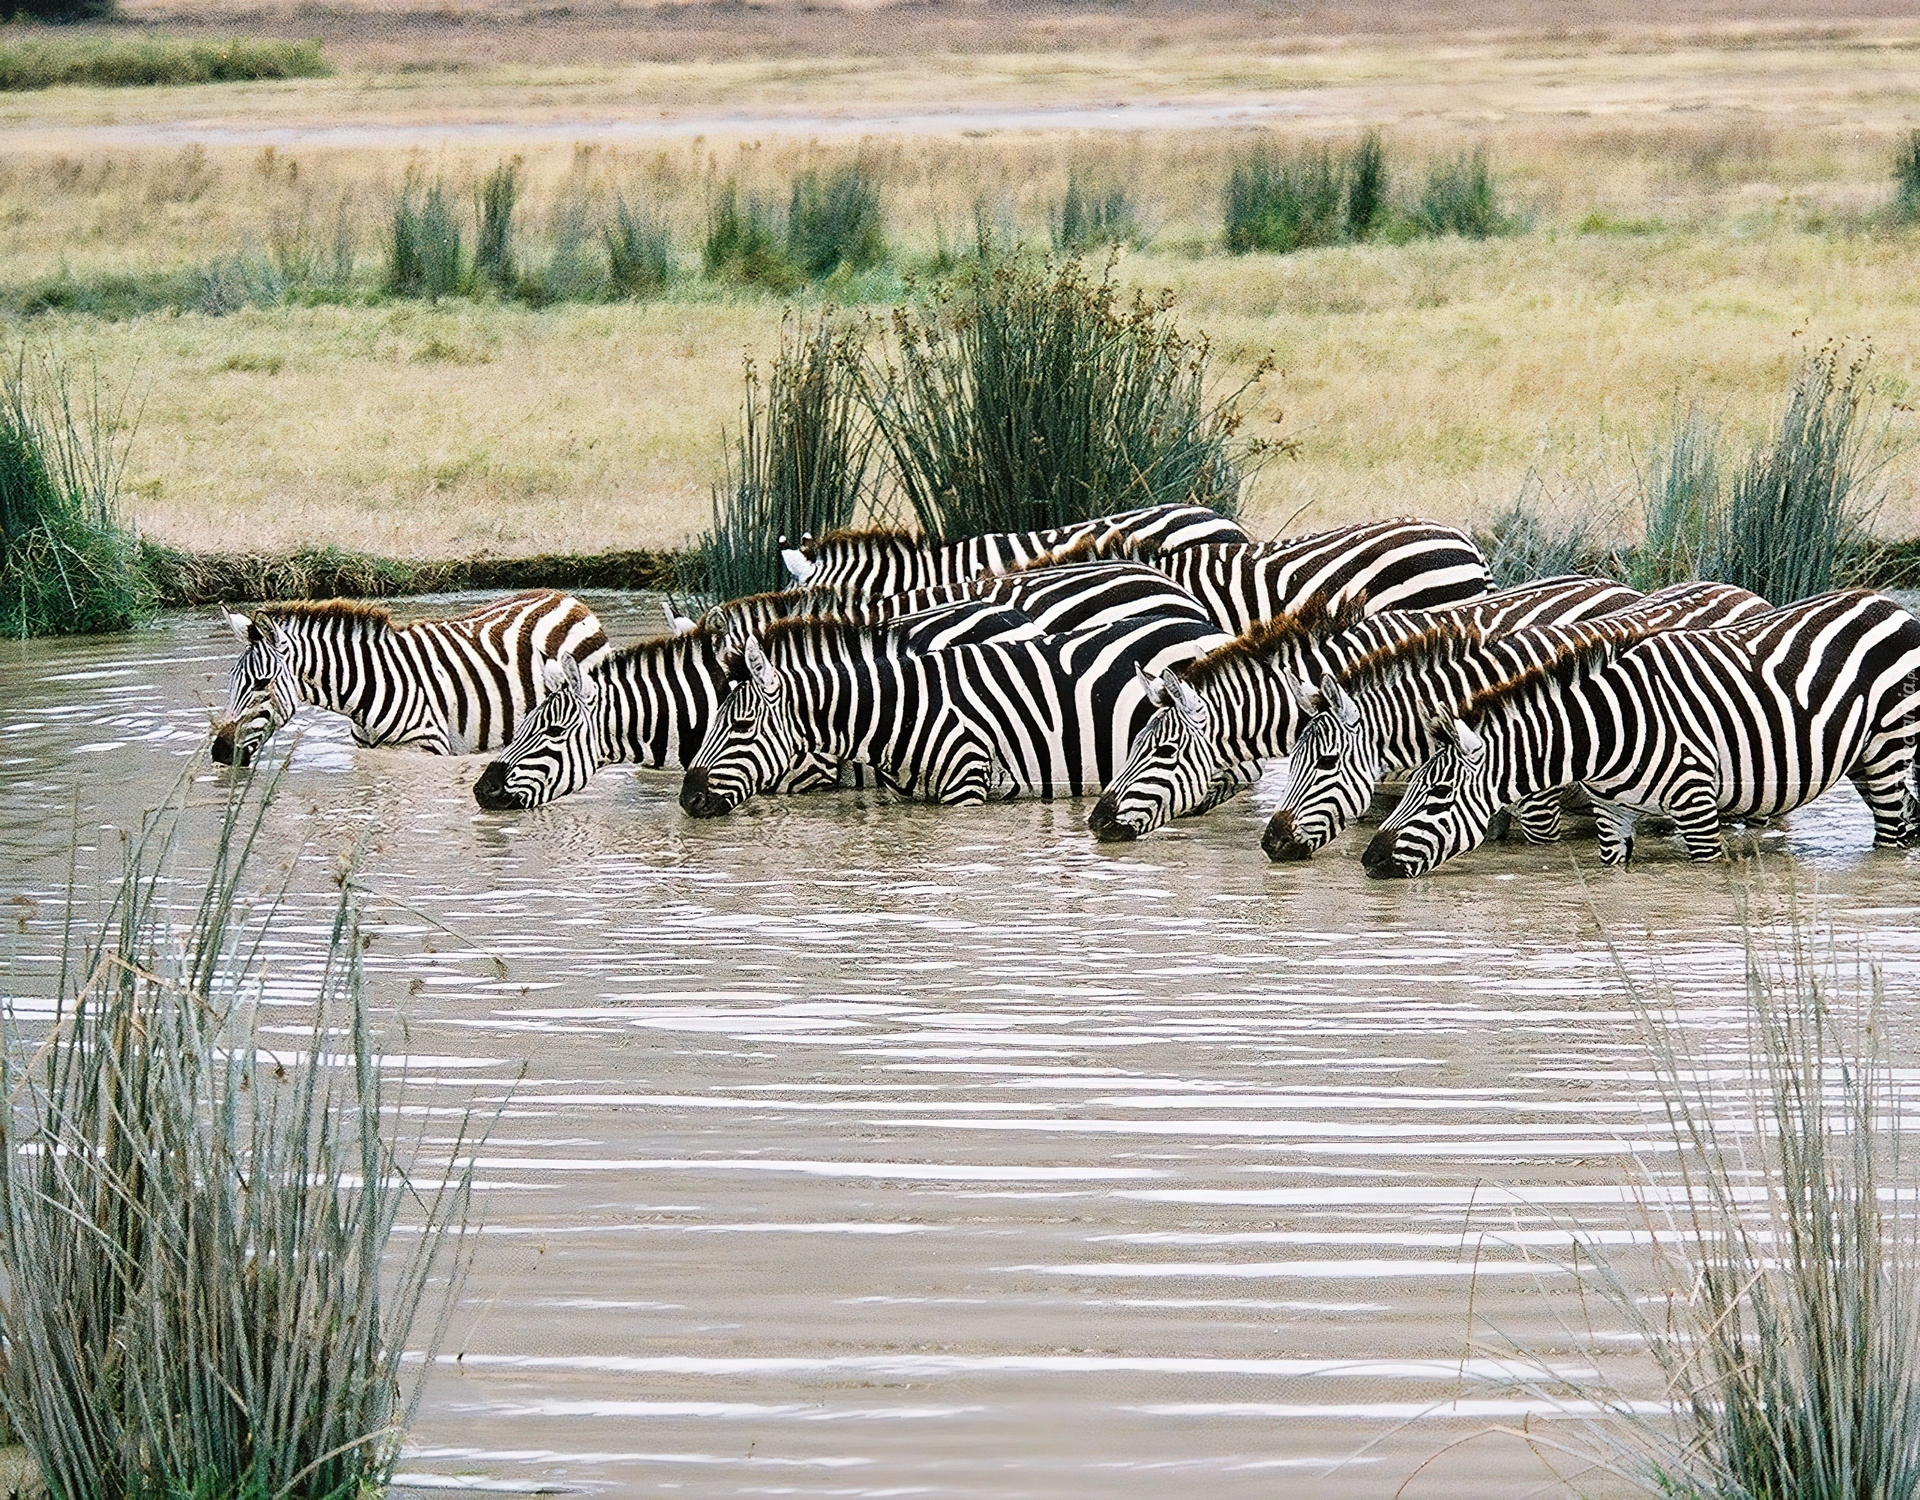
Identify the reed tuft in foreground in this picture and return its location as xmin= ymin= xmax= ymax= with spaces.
xmin=0 ymin=770 xmax=486 ymax=1500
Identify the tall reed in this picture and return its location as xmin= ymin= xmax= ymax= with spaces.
xmin=1052 ymin=171 xmax=1142 ymax=253
xmin=787 ymin=163 xmax=888 ymax=281
xmin=1630 ymin=405 xmax=1723 ymax=592
xmin=696 ymin=314 xmax=874 ymax=601
xmin=474 ymin=157 xmax=521 ymax=291
xmin=385 ymin=175 xmax=463 ymax=300
xmin=1472 ymin=899 xmax=1920 ymax=1498
xmin=864 ymin=258 xmax=1261 ymax=541
xmin=1416 ymin=146 xmax=1514 ymax=238
xmin=703 ymin=182 xmax=798 ymax=291
xmin=1894 ymin=129 xmax=1920 ymax=224
xmin=604 ymin=195 xmax=674 ymax=298
xmin=0 ymin=346 xmax=149 ymax=638
xmin=0 ymin=769 xmax=486 ymax=1500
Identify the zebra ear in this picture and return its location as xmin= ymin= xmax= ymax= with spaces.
xmin=1136 ymin=664 xmax=1169 ymax=708
xmin=221 ymin=607 xmax=252 ymax=643
xmin=1322 ymin=675 xmax=1361 ymax=729
xmin=564 ymin=654 xmax=596 ymax=705
xmin=1286 ymin=675 xmax=1324 ymax=715
xmin=744 ymin=636 xmax=779 ymax=694
xmin=1164 ymin=671 xmax=1204 ymax=719
xmin=781 ymin=546 xmax=816 ymax=585
xmin=1445 ymin=716 xmax=1486 ymax=761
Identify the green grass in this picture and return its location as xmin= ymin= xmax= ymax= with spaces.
xmin=696 ymin=314 xmax=874 ymax=601
xmin=1052 ymin=171 xmax=1142 ymax=253
xmin=0 ymin=769 xmax=485 ymax=1500
xmin=1894 ymin=129 xmax=1920 ymax=225
xmin=1475 ymin=476 xmax=1619 ymax=587
xmin=385 ymin=175 xmax=464 ymax=301
xmin=0 ymin=346 xmax=149 ymax=637
xmin=474 ymin=157 xmax=520 ymax=292
xmin=602 ymin=195 xmax=674 ymax=299
xmin=1478 ymin=898 xmax=1920 ymax=1499
xmin=703 ymin=182 xmax=799 ymax=292
xmin=0 ymin=35 xmax=328 ymax=90
xmin=1630 ymin=405 xmax=1723 ymax=591
xmin=1415 ymin=146 xmax=1516 ymax=239
xmin=864 ymin=256 xmax=1260 ymax=541
xmin=787 ymin=163 xmax=889 ymax=281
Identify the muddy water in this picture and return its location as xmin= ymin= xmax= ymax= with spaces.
xmin=5 ymin=595 xmax=1920 ymax=1498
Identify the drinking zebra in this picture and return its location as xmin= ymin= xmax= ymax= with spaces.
xmin=781 ymin=503 xmax=1247 ymax=595
xmin=679 ymin=611 xmax=1233 ymax=817
xmin=1262 ymin=580 xmax=1770 ymax=860
xmin=1086 ymin=575 xmax=1635 ymax=842
xmin=472 ymin=564 xmax=1213 ymax=810
xmin=211 ymin=590 xmax=610 ymax=766
xmin=1362 ymin=589 xmax=1920 ymax=877
xmin=1030 ymin=517 xmax=1493 ymax=635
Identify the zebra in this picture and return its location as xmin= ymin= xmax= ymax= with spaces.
xmin=678 ymin=611 xmax=1233 ymax=817
xmin=1261 ymin=580 xmax=1771 ymax=861
xmin=1085 ymin=575 xmax=1633 ymax=842
xmin=211 ymin=589 xmax=610 ymax=767
xmin=471 ymin=564 xmax=1215 ymax=810
xmin=1362 ymin=589 xmax=1920 ymax=878
xmin=781 ymin=503 xmax=1247 ymax=595
xmin=1028 ymin=517 xmax=1493 ymax=636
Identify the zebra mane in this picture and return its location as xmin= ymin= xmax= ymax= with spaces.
xmin=1010 ymin=531 xmax=1141 ymax=572
xmin=1178 ymin=593 xmax=1370 ymax=688
xmin=1454 ymin=618 xmax=1658 ymax=724
xmin=1330 ymin=615 xmax=1485 ymax=696
xmin=750 ymin=612 xmax=888 ymax=665
xmin=806 ymin=525 xmax=920 ymax=553
xmin=257 ymin=599 xmax=397 ymax=631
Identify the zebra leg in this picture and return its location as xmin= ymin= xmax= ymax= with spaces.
xmin=1512 ymin=789 xmax=1563 ymax=845
xmin=1849 ymin=738 xmax=1917 ymax=847
xmin=1591 ymin=800 xmax=1638 ymax=868
xmin=1665 ymin=790 xmax=1726 ymax=863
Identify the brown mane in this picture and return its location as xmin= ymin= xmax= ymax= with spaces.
xmin=1330 ymin=616 xmax=1485 ymax=697
xmin=1178 ymin=593 xmax=1370 ymax=689
xmin=258 ymin=599 xmax=396 ymax=630
xmin=806 ymin=525 xmax=922 ymax=553
xmin=1455 ymin=617 xmax=1663 ymax=723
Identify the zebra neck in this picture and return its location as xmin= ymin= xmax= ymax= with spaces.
xmin=1482 ymin=691 xmax=1592 ymax=805
xmin=794 ymin=648 xmax=916 ymax=771
xmin=1206 ymin=651 xmax=1315 ymax=762
xmin=289 ymin=616 xmax=405 ymax=727
xmin=598 ymin=633 xmax=728 ymax=770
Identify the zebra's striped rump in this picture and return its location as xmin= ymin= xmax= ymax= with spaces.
xmin=213 ymin=590 xmax=609 ymax=765
xmin=681 ymin=611 xmax=1231 ymax=818
xmin=1363 ymin=590 xmax=1920 ymax=878
xmin=1261 ymin=577 xmax=1766 ymax=862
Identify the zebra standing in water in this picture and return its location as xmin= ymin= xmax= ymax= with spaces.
xmin=1363 ymin=589 xmax=1920 ymax=877
xmin=1029 ymin=517 xmax=1493 ymax=635
xmin=781 ymin=503 xmax=1248 ymax=594
xmin=472 ymin=564 xmax=1216 ymax=811
xmin=1262 ymin=580 xmax=1771 ymax=860
xmin=211 ymin=590 xmax=609 ymax=766
xmin=679 ymin=611 xmax=1232 ymax=816
xmin=1086 ymin=575 xmax=1635 ymax=842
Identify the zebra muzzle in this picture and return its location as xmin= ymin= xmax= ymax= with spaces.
xmin=1260 ymin=810 xmax=1314 ymax=863
xmin=679 ymin=767 xmax=735 ymax=819
xmin=1086 ymin=791 xmax=1137 ymax=842
xmin=472 ymin=762 xmax=521 ymax=810
xmin=1361 ymin=828 xmax=1411 ymax=879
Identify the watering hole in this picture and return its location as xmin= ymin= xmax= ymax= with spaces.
xmin=5 ymin=592 xmax=1920 ymax=1498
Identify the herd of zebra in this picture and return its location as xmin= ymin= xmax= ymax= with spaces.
xmin=209 ymin=501 xmax=1920 ymax=877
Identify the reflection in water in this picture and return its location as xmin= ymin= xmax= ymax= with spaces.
xmin=3 ymin=596 xmax=1919 ymax=1498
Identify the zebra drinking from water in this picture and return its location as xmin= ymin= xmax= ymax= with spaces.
xmin=679 ymin=611 xmax=1233 ymax=817
xmin=211 ymin=590 xmax=610 ymax=766
xmin=1362 ymin=589 xmax=1920 ymax=877
xmin=781 ymin=503 xmax=1248 ymax=595
xmin=1261 ymin=581 xmax=1771 ymax=860
xmin=1086 ymin=575 xmax=1641 ymax=842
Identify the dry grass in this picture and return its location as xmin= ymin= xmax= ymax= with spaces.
xmin=2 ymin=6 xmax=1919 ymax=557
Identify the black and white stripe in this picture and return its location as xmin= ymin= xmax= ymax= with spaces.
xmin=1363 ymin=589 xmax=1920 ymax=876
xmin=1261 ymin=580 xmax=1770 ymax=859
xmin=678 ymin=612 xmax=1231 ymax=816
xmin=783 ymin=504 xmax=1247 ymax=595
xmin=211 ymin=590 xmax=609 ymax=765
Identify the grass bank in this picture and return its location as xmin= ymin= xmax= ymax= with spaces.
xmin=0 ymin=35 xmax=327 ymax=90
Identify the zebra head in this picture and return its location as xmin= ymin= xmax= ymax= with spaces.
xmin=1087 ymin=667 xmax=1215 ymax=842
xmin=680 ymin=636 xmax=795 ymax=819
xmin=1263 ymin=675 xmax=1370 ymax=862
xmin=210 ymin=610 xmax=300 ymax=766
xmin=472 ymin=656 xmax=600 ymax=810
xmin=1361 ymin=716 xmax=1496 ymax=879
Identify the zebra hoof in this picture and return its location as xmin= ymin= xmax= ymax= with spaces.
xmin=1260 ymin=811 xmax=1313 ymax=863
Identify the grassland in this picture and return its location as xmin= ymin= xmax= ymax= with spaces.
xmin=1 ymin=2 xmax=1918 ymax=560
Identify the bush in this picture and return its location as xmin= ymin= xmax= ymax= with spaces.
xmin=0 ymin=348 xmax=150 ymax=638
xmin=0 ymin=772 xmax=485 ymax=1500
xmin=386 ymin=175 xmax=463 ymax=300
xmin=703 ymin=183 xmax=798 ymax=291
xmin=1415 ymin=146 xmax=1514 ymax=238
xmin=1052 ymin=171 xmax=1141 ymax=253
xmin=864 ymin=258 xmax=1263 ymax=541
xmin=1224 ymin=131 xmax=1400 ymax=254
xmin=1895 ymin=129 xmax=1920 ymax=224
xmin=0 ymin=0 xmax=115 ymax=26
xmin=787 ymin=164 xmax=888 ymax=280
xmin=604 ymin=195 xmax=674 ymax=298
xmin=0 ymin=35 xmax=328 ymax=88
xmin=696 ymin=315 xmax=874 ymax=601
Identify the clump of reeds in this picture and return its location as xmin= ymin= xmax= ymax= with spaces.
xmin=0 ymin=346 xmax=150 ymax=638
xmin=1893 ymin=129 xmax=1920 ymax=224
xmin=1052 ymin=171 xmax=1142 ymax=253
xmin=0 ymin=35 xmax=327 ymax=87
xmin=696 ymin=313 xmax=874 ymax=601
xmin=385 ymin=174 xmax=464 ymax=300
xmin=703 ymin=182 xmax=798 ymax=292
xmin=864 ymin=257 xmax=1263 ymax=541
xmin=787 ymin=163 xmax=889 ymax=281
xmin=1224 ymin=141 xmax=1351 ymax=255
xmin=473 ymin=157 xmax=521 ymax=292
xmin=1416 ymin=147 xmax=1514 ymax=239
xmin=0 ymin=770 xmax=485 ymax=1500
xmin=1630 ymin=404 xmax=1723 ymax=592
xmin=603 ymin=194 xmax=675 ymax=298
xmin=1471 ymin=899 xmax=1920 ymax=1498
xmin=1475 ymin=480 xmax=1619 ymax=588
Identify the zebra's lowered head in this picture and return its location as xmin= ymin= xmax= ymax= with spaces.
xmin=211 ymin=609 xmax=300 ymax=766
xmin=1087 ymin=667 xmax=1215 ymax=842
xmin=680 ymin=636 xmax=796 ymax=819
xmin=1262 ymin=674 xmax=1371 ymax=862
xmin=472 ymin=656 xmax=600 ymax=810
xmin=1361 ymin=716 xmax=1494 ymax=879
